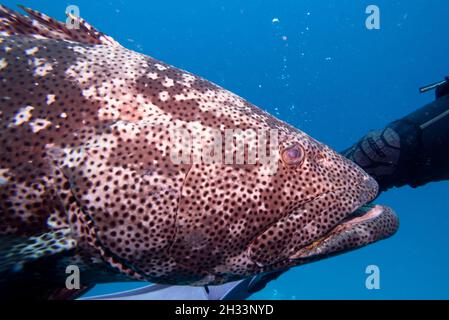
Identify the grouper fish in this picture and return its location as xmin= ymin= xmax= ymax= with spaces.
xmin=0 ymin=5 xmax=399 ymax=299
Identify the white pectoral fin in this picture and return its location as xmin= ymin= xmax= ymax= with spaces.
xmin=79 ymin=278 xmax=257 ymax=300
xmin=79 ymin=283 xmax=210 ymax=300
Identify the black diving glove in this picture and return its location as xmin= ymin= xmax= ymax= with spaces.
xmin=342 ymin=79 xmax=449 ymax=193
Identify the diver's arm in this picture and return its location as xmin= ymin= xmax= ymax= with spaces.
xmin=342 ymin=79 xmax=449 ymax=192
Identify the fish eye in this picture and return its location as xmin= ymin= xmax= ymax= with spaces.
xmin=281 ymin=144 xmax=305 ymax=166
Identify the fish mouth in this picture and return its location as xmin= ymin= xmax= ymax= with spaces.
xmin=247 ymin=175 xmax=398 ymax=268
xmin=288 ymin=173 xmax=399 ymax=261
xmin=289 ymin=204 xmax=399 ymax=260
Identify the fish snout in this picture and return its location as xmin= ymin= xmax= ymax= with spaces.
xmin=316 ymin=147 xmax=379 ymax=205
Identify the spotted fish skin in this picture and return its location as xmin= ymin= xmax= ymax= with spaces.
xmin=0 ymin=5 xmax=398 ymax=287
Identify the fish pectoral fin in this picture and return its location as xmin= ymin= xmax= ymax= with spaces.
xmin=0 ymin=5 xmax=120 ymax=46
xmin=0 ymin=228 xmax=77 ymax=274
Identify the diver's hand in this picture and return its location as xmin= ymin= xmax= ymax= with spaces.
xmin=342 ymin=91 xmax=449 ymax=192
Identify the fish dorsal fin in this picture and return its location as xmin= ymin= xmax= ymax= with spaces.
xmin=0 ymin=5 xmax=120 ymax=46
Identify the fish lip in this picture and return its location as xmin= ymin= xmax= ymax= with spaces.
xmin=289 ymin=204 xmax=399 ymax=260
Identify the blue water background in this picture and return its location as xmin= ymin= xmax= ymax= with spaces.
xmin=4 ymin=0 xmax=449 ymax=299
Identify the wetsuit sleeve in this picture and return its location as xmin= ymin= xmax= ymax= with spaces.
xmin=341 ymin=89 xmax=449 ymax=192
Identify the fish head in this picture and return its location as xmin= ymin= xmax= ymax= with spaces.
xmin=239 ymin=129 xmax=398 ymax=273
xmin=168 ymin=126 xmax=398 ymax=285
